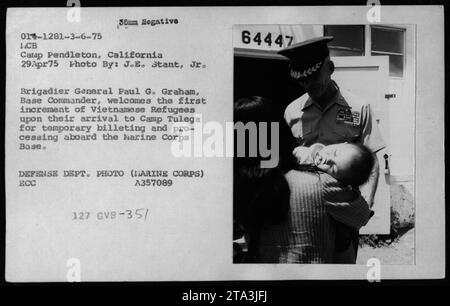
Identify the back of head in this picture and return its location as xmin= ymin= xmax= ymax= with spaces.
xmin=233 ymin=96 xmax=294 ymax=231
xmin=234 ymin=96 xmax=297 ymax=172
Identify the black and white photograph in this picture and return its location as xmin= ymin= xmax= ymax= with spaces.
xmin=233 ymin=24 xmax=416 ymax=265
xmin=1 ymin=3 xmax=445 ymax=288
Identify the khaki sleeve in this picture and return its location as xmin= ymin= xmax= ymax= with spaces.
xmin=360 ymin=104 xmax=386 ymax=153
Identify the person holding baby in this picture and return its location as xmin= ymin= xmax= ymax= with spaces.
xmin=233 ymin=97 xmax=374 ymax=264
xmin=278 ymin=36 xmax=386 ymax=263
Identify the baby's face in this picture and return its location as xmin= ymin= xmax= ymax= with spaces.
xmin=314 ymin=143 xmax=358 ymax=179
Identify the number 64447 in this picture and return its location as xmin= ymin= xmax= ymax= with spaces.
xmin=241 ymin=30 xmax=293 ymax=48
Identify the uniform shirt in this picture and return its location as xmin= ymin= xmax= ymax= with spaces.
xmin=284 ymin=82 xmax=386 ymax=153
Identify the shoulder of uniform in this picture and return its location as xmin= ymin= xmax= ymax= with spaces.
xmin=285 ymin=93 xmax=309 ymax=116
xmin=338 ymin=89 xmax=368 ymax=110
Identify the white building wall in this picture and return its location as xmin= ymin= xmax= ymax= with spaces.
xmin=387 ymin=25 xmax=415 ymax=184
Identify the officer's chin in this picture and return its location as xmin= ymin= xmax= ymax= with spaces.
xmin=307 ymin=89 xmax=322 ymax=100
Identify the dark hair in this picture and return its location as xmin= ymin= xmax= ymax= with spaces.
xmin=339 ymin=143 xmax=375 ymax=186
xmin=234 ymin=96 xmax=297 ymax=172
xmin=233 ymin=96 xmax=296 ymax=261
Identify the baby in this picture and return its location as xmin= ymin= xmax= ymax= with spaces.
xmin=293 ymin=142 xmax=375 ymax=187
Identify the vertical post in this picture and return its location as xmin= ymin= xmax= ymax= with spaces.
xmin=365 ymin=25 xmax=372 ymax=56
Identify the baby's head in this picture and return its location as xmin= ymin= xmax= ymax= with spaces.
xmin=314 ymin=143 xmax=375 ymax=186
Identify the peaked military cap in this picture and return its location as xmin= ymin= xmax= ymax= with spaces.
xmin=278 ymin=36 xmax=334 ymax=80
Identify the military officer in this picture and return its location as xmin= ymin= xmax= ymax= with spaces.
xmin=278 ymin=36 xmax=386 ymax=263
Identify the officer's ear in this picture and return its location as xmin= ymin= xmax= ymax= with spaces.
xmin=328 ymin=60 xmax=335 ymax=75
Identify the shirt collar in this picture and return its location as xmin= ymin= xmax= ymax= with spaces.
xmin=301 ymin=81 xmax=349 ymax=111
xmin=301 ymin=97 xmax=314 ymax=110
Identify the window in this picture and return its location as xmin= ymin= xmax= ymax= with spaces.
xmin=371 ymin=26 xmax=405 ymax=77
xmin=324 ymin=25 xmax=406 ymax=77
xmin=324 ymin=25 xmax=365 ymax=56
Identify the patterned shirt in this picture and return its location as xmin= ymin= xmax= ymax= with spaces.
xmin=257 ymin=170 xmax=370 ymax=264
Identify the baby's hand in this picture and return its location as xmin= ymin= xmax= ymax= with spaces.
xmin=293 ymin=146 xmax=313 ymax=164
xmin=314 ymin=152 xmax=333 ymax=173
xmin=314 ymin=152 xmax=327 ymax=166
